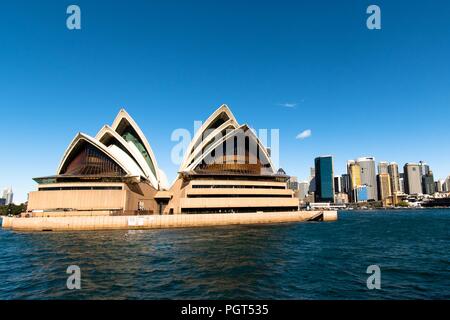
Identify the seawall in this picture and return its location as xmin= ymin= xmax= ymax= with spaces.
xmin=1 ymin=211 xmax=337 ymax=232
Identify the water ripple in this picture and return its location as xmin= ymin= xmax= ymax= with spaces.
xmin=0 ymin=209 xmax=449 ymax=299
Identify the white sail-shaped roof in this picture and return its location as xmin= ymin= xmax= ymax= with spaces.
xmin=56 ymin=109 xmax=166 ymax=190
xmin=57 ymin=133 xmax=136 ymax=177
xmin=182 ymin=119 xmax=239 ymax=171
xmin=96 ymin=125 xmax=159 ymax=188
xmin=111 ymin=109 xmax=161 ymax=184
xmin=183 ymin=124 xmax=276 ymax=174
xmin=180 ymin=104 xmax=238 ymax=171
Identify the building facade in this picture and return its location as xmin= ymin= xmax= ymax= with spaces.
xmin=422 ymin=171 xmax=436 ymax=195
xmin=297 ymin=181 xmax=310 ymax=201
xmin=377 ymin=173 xmax=392 ymax=204
xmin=314 ymin=156 xmax=334 ymax=203
xmin=356 ymin=157 xmax=378 ymax=201
xmin=403 ymin=163 xmax=422 ymax=195
xmin=167 ymin=105 xmax=298 ymax=213
xmin=2 ymin=187 xmax=13 ymax=206
xmin=378 ymin=161 xmax=389 ymax=174
xmin=347 ymin=160 xmax=361 ymax=203
xmin=388 ymin=162 xmax=401 ymax=194
xmin=26 ymin=110 xmax=167 ymax=216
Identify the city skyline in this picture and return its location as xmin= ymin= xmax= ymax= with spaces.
xmin=2 ymin=1 xmax=450 ymax=203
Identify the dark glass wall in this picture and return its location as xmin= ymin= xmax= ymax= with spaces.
xmin=314 ymin=156 xmax=334 ymax=203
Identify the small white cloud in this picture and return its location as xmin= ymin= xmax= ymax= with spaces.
xmin=296 ymin=129 xmax=312 ymax=140
xmin=278 ymin=102 xmax=297 ymax=108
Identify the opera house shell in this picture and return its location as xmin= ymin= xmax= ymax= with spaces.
xmin=26 ymin=105 xmax=299 ymax=217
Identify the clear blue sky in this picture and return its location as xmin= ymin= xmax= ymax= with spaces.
xmin=1 ymin=0 xmax=450 ymax=203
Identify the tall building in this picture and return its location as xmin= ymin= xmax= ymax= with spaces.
xmin=314 ymin=156 xmax=334 ymax=203
xmin=435 ymin=180 xmax=443 ymax=193
xmin=341 ymin=174 xmax=351 ymax=195
xmin=403 ymin=163 xmax=422 ymax=195
xmin=418 ymin=161 xmax=435 ymax=195
xmin=308 ymin=167 xmax=316 ymax=193
xmin=334 ymin=176 xmax=343 ymax=194
xmin=388 ymin=162 xmax=401 ymax=194
xmin=356 ymin=157 xmax=378 ymax=201
xmin=377 ymin=173 xmax=392 ymax=202
xmin=445 ymin=176 xmax=450 ymax=192
xmin=378 ymin=161 xmax=389 ymax=174
xmin=399 ymin=173 xmax=405 ymax=194
xmin=418 ymin=161 xmax=430 ymax=176
xmin=2 ymin=187 xmax=13 ymax=205
xmin=347 ymin=160 xmax=361 ymax=202
xmin=287 ymin=176 xmax=299 ymax=191
xmin=422 ymin=170 xmax=435 ymax=195
xmin=298 ymin=181 xmax=310 ymax=200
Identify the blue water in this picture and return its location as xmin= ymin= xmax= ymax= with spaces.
xmin=0 ymin=209 xmax=449 ymax=300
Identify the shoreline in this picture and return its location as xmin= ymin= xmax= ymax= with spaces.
xmin=1 ymin=211 xmax=338 ymax=232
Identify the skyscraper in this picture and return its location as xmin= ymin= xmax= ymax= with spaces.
xmin=347 ymin=160 xmax=361 ymax=203
xmin=399 ymin=173 xmax=405 ymax=194
xmin=308 ymin=167 xmax=316 ymax=193
xmin=287 ymin=176 xmax=299 ymax=191
xmin=422 ymin=170 xmax=435 ymax=195
xmin=298 ymin=181 xmax=310 ymax=200
xmin=388 ymin=162 xmax=401 ymax=195
xmin=341 ymin=174 xmax=351 ymax=195
xmin=403 ymin=163 xmax=422 ymax=195
xmin=2 ymin=187 xmax=13 ymax=205
xmin=377 ymin=173 xmax=392 ymax=202
xmin=334 ymin=176 xmax=343 ymax=194
xmin=356 ymin=157 xmax=378 ymax=201
xmin=445 ymin=176 xmax=450 ymax=193
xmin=378 ymin=161 xmax=389 ymax=174
xmin=435 ymin=180 xmax=443 ymax=193
xmin=314 ymin=156 xmax=334 ymax=203
xmin=418 ymin=161 xmax=430 ymax=176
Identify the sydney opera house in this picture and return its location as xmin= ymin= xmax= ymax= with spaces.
xmin=25 ymin=105 xmax=299 ymax=217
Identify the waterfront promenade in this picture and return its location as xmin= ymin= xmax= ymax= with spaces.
xmin=1 ymin=211 xmax=337 ymax=232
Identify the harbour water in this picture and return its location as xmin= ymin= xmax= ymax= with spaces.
xmin=0 ymin=209 xmax=449 ymax=300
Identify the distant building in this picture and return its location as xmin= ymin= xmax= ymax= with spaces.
xmin=334 ymin=193 xmax=349 ymax=205
xmin=341 ymin=174 xmax=351 ymax=195
xmin=347 ymin=160 xmax=361 ymax=203
xmin=378 ymin=161 xmax=389 ymax=174
xmin=298 ymin=181 xmax=310 ymax=200
xmin=399 ymin=173 xmax=405 ymax=194
xmin=287 ymin=176 xmax=299 ymax=191
xmin=334 ymin=176 xmax=343 ymax=194
xmin=388 ymin=162 xmax=401 ymax=195
xmin=314 ymin=156 xmax=334 ymax=203
xmin=422 ymin=171 xmax=435 ymax=195
xmin=356 ymin=185 xmax=368 ymax=202
xmin=308 ymin=167 xmax=316 ymax=193
xmin=435 ymin=180 xmax=443 ymax=193
xmin=377 ymin=173 xmax=392 ymax=201
xmin=356 ymin=157 xmax=378 ymax=201
xmin=0 ymin=198 xmax=6 ymax=206
xmin=418 ymin=161 xmax=430 ymax=176
xmin=445 ymin=176 xmax=450 ymax=192
xmin=403 ymin=163 xmax=422 ymax=195
xmin=2 ymin=187 xmax=13 ymax=205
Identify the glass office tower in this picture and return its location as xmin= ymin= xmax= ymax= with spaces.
xmin=314 ymin=156 xmax=335 ymax=203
